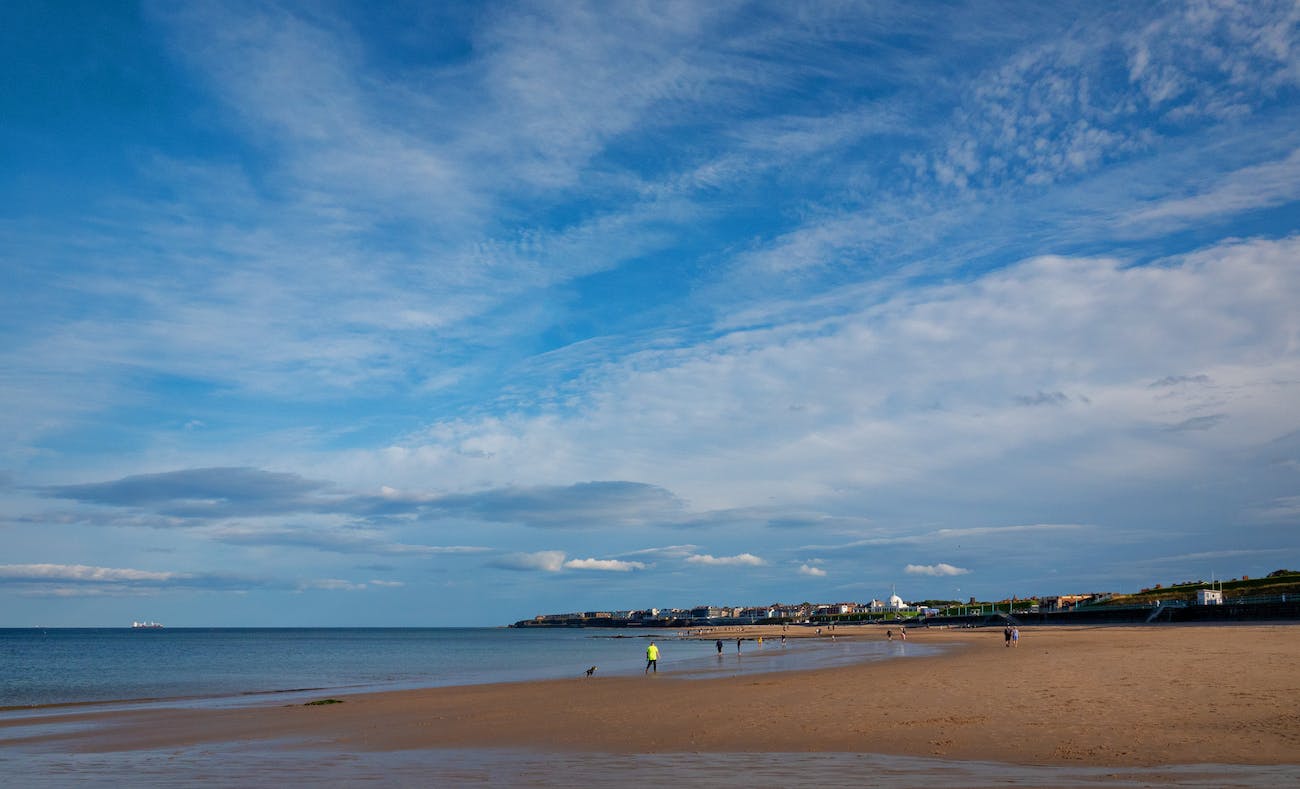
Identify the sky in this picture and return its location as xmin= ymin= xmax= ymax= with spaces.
xmin=1 ymin=1 xmax=1298 ymax=627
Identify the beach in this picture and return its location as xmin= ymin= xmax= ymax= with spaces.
xmin=5 ymin=624 xmax=1298 ymax=771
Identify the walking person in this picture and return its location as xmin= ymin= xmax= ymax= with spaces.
xmin=1004 ymin=625 xmax=1012 ymax=647
xmin=1011 ymin=626 xmax=1019 ymax=647
xmin=715 ymin=639 xmax=723 ymax=655
xmin=645 ymin=641 xmax=659 ymax=673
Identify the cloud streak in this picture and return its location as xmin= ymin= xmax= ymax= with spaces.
xmin=685 ymin=553 xmax=767 ymax=567
xmin=905 ymin=563 xmax=971 ymax=577
xmin=0 ymin=563 xmax=277 ymax=597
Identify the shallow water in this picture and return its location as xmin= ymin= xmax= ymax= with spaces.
xmin=4 ymin=745 xmax=1296 ymax=788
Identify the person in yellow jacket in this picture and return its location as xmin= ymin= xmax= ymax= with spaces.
xmin=645 ymin=642 xmax=660 ymax=674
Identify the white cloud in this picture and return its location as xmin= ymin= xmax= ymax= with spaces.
xmin=1123 ymin=149 xmax=1300 ymax=229
xmin=397 ymin=235 xmax=1299 ymax=511
xmin=1253 ymin=496 xmax=1300 ymax=522
xmin=798 ymin=563 xmax=827 ymax=577
xmin=297 ymin=578 xmax=367 ymax=591
xmin=492 ymin=552 xmax=649 ymax=572
xmin=617 ymin=544 xmax=701 ymax=560
xmin=905 ymin=563 xmax=971 ymax=577
xmin=563 ymin=558 xmax=647 ymax=572
xmin=0 ymin=564 xmax=177 ymax=582
xmin=685 ymin=553 xmax=767 ymax=567
xmin=205 ymin=524 xmax=489 ymax=557
xmin=801 ymin=524 xmax=1090 ymax=553
xmin=1124 ymin=1 xmax=1300 ymax=112
xmin=1140 ymin=549 xmax=1290 ymax=565
xmin=492 ymin=550 xmax=567 ymax=572
xmin=0 ymin=563 xmax=271 ymax=598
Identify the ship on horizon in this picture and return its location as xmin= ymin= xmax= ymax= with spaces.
xmin=131 ymin=620 xmax=164 ymax=629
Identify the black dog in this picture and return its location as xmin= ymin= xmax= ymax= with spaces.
xmin=585 ymin=665 xmax=597 ymax=677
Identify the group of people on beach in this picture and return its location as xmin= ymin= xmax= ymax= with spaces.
xmin=648 ymin=631 xmax=801 ymax=673
xmin=1003 ymin=625 xmax=1020 ymax=647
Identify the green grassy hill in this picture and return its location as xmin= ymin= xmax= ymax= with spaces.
xmin=1095 ymin=570 xmax=1300 ymax=607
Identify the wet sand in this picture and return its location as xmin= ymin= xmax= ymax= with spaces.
xmin=4 ymin=624 xmax=1298 ymax=767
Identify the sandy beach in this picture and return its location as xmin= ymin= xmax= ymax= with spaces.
xmin=5 ymin=624 xmax=1298 ymax=768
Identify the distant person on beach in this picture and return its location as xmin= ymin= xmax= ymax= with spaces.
xmin=886 ymin=630 xmax=893 ymax=641
xmin=645 ymin=642 xmax=659 ymax=673
xmin=1011 ymin=627 xmax=1019 ymax=647
xmin=780 ymin=635 xmax=786 ymax=645
xmin=716 ymin=639 xmax=723 ymax=655
xmin=1004 ymin=626 xmax=1012 ymax=647
xmin=899 ymin=629 xmax=906 ymax=641
xmin=737 ymin=638 xmax=742 ymax=653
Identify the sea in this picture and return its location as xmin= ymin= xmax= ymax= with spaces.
xmin=0 ymin=626 xmax=924 ymax=708
xmin=2 ymin=627 xmax=1295 ymax=788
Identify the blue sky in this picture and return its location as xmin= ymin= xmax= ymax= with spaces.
xmin=2 ymin=1 xmax=1298 ymax=626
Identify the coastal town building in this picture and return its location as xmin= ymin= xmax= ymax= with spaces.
xmin=867 ymin=594 xmax=909 ymax=613
xmin=816 ymin=603 xmax=856 ymax=615
xmin=1040 ymin=594 xmax=1099 ymax=611
xmin=691 ymin=606 xmax=727 ymax=619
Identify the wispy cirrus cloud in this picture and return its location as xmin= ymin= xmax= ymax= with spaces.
xmin=422 ymin=481 xmax=686 ymax=528
xmin=1137 ymin=549 xmax=1293 ymax=566
xmin=802 ymin=524 xmax=1090 ymax=553
xmin=1123 ymin=149 xmax=1300 ymax=230
xmin=905 ymin=563 xmax=971 ymax=577
xmin=204 ymin=525 xmax=488 ymax=557
xmin=685 ymin=553 xmax=767 ymax=567
xmin=616 ymin=544 xmax=701 ymax=560
xmin=490 ymin=551 xmax=568 ymax=573
xmin=0 ymin=564 xmax=179 ymax=583
xmin=296 ymin=578 xmax=368 ymax=592
xmin=38 ymin=468 xmax=689 ymax=531
xmin=1161 ymin=414 xmax=1228 ymax=433
xmin=1252 ymin=496 xmax=1300 ymax=522
xmin=0 ymin=563 xmax=273 ymax=597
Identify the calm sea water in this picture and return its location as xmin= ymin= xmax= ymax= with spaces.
xmin=0 ymin=627 xmax=929 ymax=709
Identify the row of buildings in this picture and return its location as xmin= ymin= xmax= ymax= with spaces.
xmin=516 ymin=594 xmax=921 ymax=628
xmin=515 ymin=591 xmax=1138 ymax=627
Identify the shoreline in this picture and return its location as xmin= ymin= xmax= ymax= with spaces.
xmin=0 ymin=625 xmax=906 ymax=714
xmin=3 ymin=624 xmax=1298 ymax=766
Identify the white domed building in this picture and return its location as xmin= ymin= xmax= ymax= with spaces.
xmin=868 ymin=592 xmax=910 ymax=613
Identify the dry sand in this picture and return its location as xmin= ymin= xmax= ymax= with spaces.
xmin=5 ymin=624 xmax=1298 ymax=766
